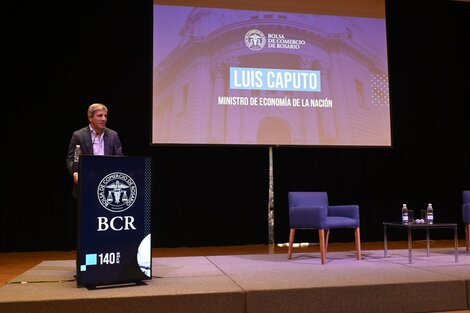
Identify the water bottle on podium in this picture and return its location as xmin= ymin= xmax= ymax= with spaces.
xmin=72 ymin=144 xmax=81 ymax=172
xmin=426 ymin=203 xmax=434 ymax=224
xmin=74 ymin=144 xmax=81 ymax=162
xmin=401 ymin=204 xmax=409 ymax=225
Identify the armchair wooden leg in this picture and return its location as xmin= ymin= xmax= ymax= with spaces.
xmin=319 ymin=229 xmax=326 ymax=264
xmin=355 ymin=227 xmax=362 ymax=260
xmin=288 ymin=228 xmax=295 ymax=259
xmin=466 ymin=224 xmax=470 ymax=251
xmin=325 ymin=229 xmax=330 ymax=259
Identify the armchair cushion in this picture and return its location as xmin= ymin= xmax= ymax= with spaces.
xmin=322 ymin=216 xmax=358 ymax=229
xmin=289 ymin=206 xmax=327 ymax=228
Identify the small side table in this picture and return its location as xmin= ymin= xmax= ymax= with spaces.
xmin=383 ymin=222 xmax=458 ymax=264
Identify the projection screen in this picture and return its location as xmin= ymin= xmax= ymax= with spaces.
xmin=152 ymin=0 xmax=391 ymax=146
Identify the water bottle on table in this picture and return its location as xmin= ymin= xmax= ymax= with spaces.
xmin=401 ymin=204 xmax=409 ymax=225
xmin=426 ymin=203 xmax=434 ymax=224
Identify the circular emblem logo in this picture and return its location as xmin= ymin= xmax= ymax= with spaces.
xmin=245 ymin=29 xmax=266 ymax=51
xmin=97 ymin=172 xmax=137 ymax=212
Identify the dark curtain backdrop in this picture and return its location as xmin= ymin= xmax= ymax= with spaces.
xmin=2 ymin=0 xmax=469 ymax=251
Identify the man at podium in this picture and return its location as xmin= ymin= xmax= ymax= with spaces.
xmin=65 ymin=103 xmax=124 ymax=250
xmin=66 ymin=102 xmax=124 ymax=198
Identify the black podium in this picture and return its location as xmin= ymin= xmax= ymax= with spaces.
xmin=76 ymin=155 xmax=152 ymax=288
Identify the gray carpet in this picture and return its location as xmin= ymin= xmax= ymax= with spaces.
xmin=1 ymin=248 xmax=470 ymax=313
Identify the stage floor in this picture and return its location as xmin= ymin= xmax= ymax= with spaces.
xmin=1 ymin=247 xmax=470 ymax=313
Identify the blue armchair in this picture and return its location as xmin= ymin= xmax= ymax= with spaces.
xmin=462 ymin=191 xmax=470 ymax=250
xmin=288 ymin=191 xmax=361 ymax=264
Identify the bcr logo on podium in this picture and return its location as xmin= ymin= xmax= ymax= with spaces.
xmin=95 ymin=172 xmax=138 ymax=232
xmin=97 ymin=172 xmax=137 ymax=212
xmin=97 ymin=216 xmax=136 ymax=231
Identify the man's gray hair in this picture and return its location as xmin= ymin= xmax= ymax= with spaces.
xmin=87 ymin=103 xmax=108 ymax=118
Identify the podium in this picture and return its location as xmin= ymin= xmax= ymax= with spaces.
xmin=76 ymin=155 xmax=152 ymax=288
